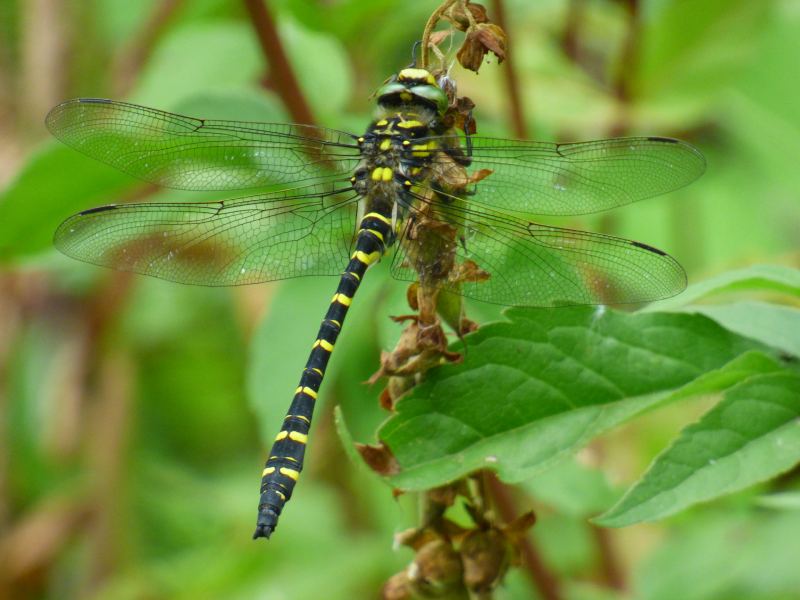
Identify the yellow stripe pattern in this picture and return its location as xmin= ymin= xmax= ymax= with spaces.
xmin=313 ymin=338 xmax=334 ymax=352
xmin=397 ymin=119 xmax=423 ymax=129
xmin=353 ymin=250 xmax=381 ymax=266
xmin=398 ymin=68 xmax=436 ymax=85
xmin=370 ymin=167 xmax=393 ymax=182
xmin=294 ymin=386 xmax=318 ymax=399
xmin=288 ymin=432 xmax=308 ymax=444
xmin=363 ymin=212 xmax=392 ymax=226
xmin=360 ymin=228 xmax=384 ymax=243
xmin=332 ymin=293 xmax=351 ymax=306
xmin=280 ymin=467 xmax=300 ymax=481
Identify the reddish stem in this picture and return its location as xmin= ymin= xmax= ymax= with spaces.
xmin=242 ymin=0 xmax=316 ymax=125
xmin=486 ymin=473 xmax=562 ymax=600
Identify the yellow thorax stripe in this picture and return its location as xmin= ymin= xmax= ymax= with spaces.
xmin=397 ymin=119 xmax=424 ymax=129
xmin=370 ymin=167 xmax=393 ymax=182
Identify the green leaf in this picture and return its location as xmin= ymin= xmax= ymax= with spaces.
xmin=279 ymin=16 xmax=352 ymax=120
xmin=635 ymin=512 xmax=800 ymax=600
xmin=248 ymin=277 xmax=335 ymax=442
xmin=636 ymin=0 xmax=769 ymax=106
xmin=131 ymin=22 xmax=262 ymax=107
xmin=596 ymin=371 xmax=800 ymax=527
xmin=690 ymin=301 xmax=800 ymax=358
xmin=648 ymin=264 xmax=800 ymax=311
xmin=0 ymin=144 xmax=135 ymax=261
xmin=523 ymin=458 xmax=620 ymax=518
xmin=379 ymin=307 xmax=770 ymax=490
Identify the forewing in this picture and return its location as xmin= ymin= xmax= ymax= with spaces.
xmin=46 ymin=99 xmax=360 ymax=191
xmin=430 ymin=136 xmax=705 ymax=216
xmin=54 ymin=184 xmax=359 ymax=286
xmin=392 ymin=196 xmax=686 ymax=307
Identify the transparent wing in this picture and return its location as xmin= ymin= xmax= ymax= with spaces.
xmin=427 ymin=136 xmax=705 ymax=216
xmin=46 ymin=99 xmax=360 ymax=191
xmin=392 ymin=192 xmax=686 ymax=307
xmin=54 ymin=184 xmax=360 ymax=286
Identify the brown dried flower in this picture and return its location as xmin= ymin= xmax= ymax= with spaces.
xmin=457 ymin=22 xmax=507 ymax=72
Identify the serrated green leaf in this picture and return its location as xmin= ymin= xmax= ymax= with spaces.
xmin=596 ymin=371 xmax=800 ymax=527
xmin=380 ymin=307 xmax=771 ymax=490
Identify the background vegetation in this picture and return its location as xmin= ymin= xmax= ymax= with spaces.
xmin=1 ymin=1 xmax=798 ymax=599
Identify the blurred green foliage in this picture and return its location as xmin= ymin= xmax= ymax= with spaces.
xmin=1 ymin=1 xmax=799 ymax=599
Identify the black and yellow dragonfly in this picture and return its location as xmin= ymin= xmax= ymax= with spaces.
xmin=46 ymin=67 xmax=704 ymax=539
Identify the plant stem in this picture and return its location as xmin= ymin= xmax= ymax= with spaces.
xmin=242 ymin=0 xmax=316 ymax=125
xmin=420 ymin=0 xmax=459 ymax=69
xmin=486 ymin=473 xmax=561 ymax=600
xmin=591 ymin=524 xmax=626 ymax=590
xmin=490 ymin=0 xmax=527 ymax=138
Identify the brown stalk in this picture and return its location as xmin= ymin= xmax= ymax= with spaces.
xmin=486 ymin=473 xmax=562 ymax=600
xmin=82 ymin=351 xmax=135 ymax=594
xmin=591 ymin=525 xmax=626 ymax=590
xmin=490 ymin=0 xmax=526 ymax=138
xmin=242 ymin=0 xmax=316 ymax=125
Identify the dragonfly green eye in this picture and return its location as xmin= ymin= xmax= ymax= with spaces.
xmin=376 ymin=78 xmax=448 ymax=114
xmin=408 ymin=84 xmax=448 ymax=114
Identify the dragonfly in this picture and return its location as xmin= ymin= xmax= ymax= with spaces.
xmin=46 ymin=67 xmax=705 ymax=540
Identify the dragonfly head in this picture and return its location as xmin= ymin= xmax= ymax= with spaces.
xmin=375 ymin=68 xmax=449 ymax=115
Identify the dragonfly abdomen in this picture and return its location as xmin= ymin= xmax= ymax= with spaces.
xmin=253 ymin=209 xmax=393 ymax=539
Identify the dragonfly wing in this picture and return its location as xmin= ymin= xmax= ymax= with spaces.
xmin=55 ymin=184 xmax=360 ymax=286
xmin=429 ymin=136 xmax=705 ymax=216
xmin=46 ymin=99 xmax=360 ymax=191
xmin=392 ymin=194 xmax=686 ymax=307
